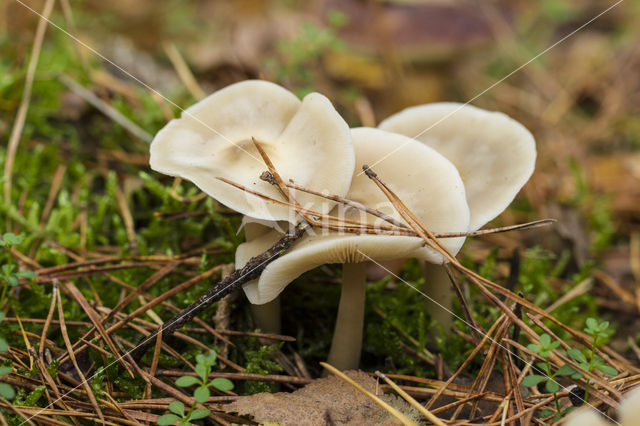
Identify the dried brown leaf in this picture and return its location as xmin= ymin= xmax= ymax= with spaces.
xmin=223 ymin=371 xmax=418 ymax=425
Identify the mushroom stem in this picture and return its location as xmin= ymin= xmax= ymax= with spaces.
xmin=244 ymin=221 xmax=282 ymax=335
xmin=422 ymin=262 xmax=453 ymax=335
xmin=250 ymin=299 xmax=281 ymax=335
xmin=327 ymin=262 xmax=367 ymax=370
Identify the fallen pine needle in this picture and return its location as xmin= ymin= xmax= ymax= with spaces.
xmin=375 ymin=371 xmax=447 ymax=426
xmin=320 ymin=362 xmax=417 ymax=426
xmin=3 ymin=0 xmax=55 ymax=205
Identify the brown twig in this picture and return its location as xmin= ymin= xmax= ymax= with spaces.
xmin=55 ymin=282 xmax=106 ymax=424
xmin=130 ymin=222 xmax=309 ymax=360
xmin=375 ymin=371 xmax=446 ymax=425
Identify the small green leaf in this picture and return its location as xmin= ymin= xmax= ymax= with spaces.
xmin=0 ymin=312 xmax=5 ymax=322
xmin=1 ymin=265 xmax=14 ymax=275
xmin=539 ymin=350 xmax=551 ymax=359
xmin=204 ymin=350 xmax=217 ymax=365
xmin=15 ymin=270 xmax=36 ymax=279
xmin=0 ymin=366 xmax=12 ymax=376
xmin=188 ymin=409 xmax=210 ymax=420
xmin=195 ymin=354 xmax=205 ymax=365
xmin=536 ymin=362 xmax=551 ymax=375
xmin=2 ymin=233 xmax=24 ymax=246
xmin=7 ymin=275 xmax=19 ymax=287
xmin=585 ymin=318 xmax=598 ymax=331
xmin=556 ymin=364 xmax=576 ymax=376
xmin=578 ymin=362 xmax=590 ymax=371
xmin=539 ymin=334 xmax=551 ymax=346
xmin=595 ymin=364 xmax=618 ymax=376
xmin=567 ymin=349 xmax=587 ymax=363
xmin=545 ymin=380 xmax=560 ymax=393
xmin=0 ymin=337 xmax=9 ymax=353
xmin=571 ymin=372 xmax=584 ymax=379
xmin=527 ymin=344 xmax=541 ymax=354
xmin=0 ymin=383 xmax=15 ymax=400
xmin=194 ymin=385 xmax=210 ymax=403
xmin=540 ymin=409 xmax=555 ymax=418
xmin=168 ymin=401 xmax=185 ymax=416
xmin=521 ymin=375 xmax=545 ymax=387
xmin=175 ymin=376 xmax=200 ymax=387
xmin=194 ymin=363 xmax=207 ymax=382
xmin=210 ymin=378 xmax=233 ymax=391
xmin=157 ymin=413 xmax=180 ymax=425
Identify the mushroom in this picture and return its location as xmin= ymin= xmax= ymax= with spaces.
xmin=149 ymin=80 xmax=355 ymax=335
xmin=378 ymin=103 xmax=536 ymax=230
xmin=150 ymin=80 xmax=355 ymax=223
xmin=565 ymin=386 xmax=640 ymax=426
xmin=236 ymin=127 xmax=470 ymax=370
xmin=379 ymin=102 xmax=536 ymax=329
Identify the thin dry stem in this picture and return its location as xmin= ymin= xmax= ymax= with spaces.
xmin=3 ymin=0 xmax=55 ymax=206
xmin=320 ymin=363 xmax=417 ymax=426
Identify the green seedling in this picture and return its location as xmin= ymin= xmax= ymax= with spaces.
xmin=157 ymin=349 xmax=233 ymax=425
xmin=0 ymin=232 xmax=37 ymax=401
xmin=522 ymin=333 xmax=576 ymax=420
xmin=566 ymin=318 xmax=617 ymax=402
xmin=268 ymin=9 xmax=348 ymax=96
xmin=0 ymin=233 xmax=37 ymax=305
xmin=0 ymin=365 xmax=15 ymax=400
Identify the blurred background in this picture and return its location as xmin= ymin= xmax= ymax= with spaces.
xmin=2 ymin=0 xmax=640 ymax=373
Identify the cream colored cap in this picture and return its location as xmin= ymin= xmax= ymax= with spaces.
xmin=565 ymin=385 xmax=640 ymax=426
xmin=237 ymin=127 xmax=470 ymax=304
xmin=619 ymin=386 xmax=640 ymax=425
xmin=150 ymin=80 xmax=354 ymax=222
xmin=379 ymin=103 xmax=536 ymax=230
xmin=564 ymin=409 xmax=611 ymax=426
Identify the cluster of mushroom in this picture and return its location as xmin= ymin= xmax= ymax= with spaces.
xmin=150 ymin=80 xmax=536 ymax=371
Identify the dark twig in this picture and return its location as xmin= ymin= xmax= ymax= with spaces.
xmin=131 ymin=222 xmax=309 ymax=360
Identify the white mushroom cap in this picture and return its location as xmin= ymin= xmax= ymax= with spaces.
xmin=618 ymin=386 xmax=640 ymax=425
xmin=564 ymin=386 xmax=640 ymax=426
xmin=379 ymin=103 xmax=536 ymax=230
xmin=564 ymin=409 xmax=611 ymax=426
xmin=237 ymin=127 xmax=470 ymax=304
xmin=150 ymin=80 xmax=354 ymax=222
xmin=239 ymin=216 xmax=290 ymax=236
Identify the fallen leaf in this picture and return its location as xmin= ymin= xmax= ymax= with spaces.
xmin=223 ymin=370 xmax=418 ymax=425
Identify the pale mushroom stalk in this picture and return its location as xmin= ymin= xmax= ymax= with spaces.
xmin=327 ymin=262 xmax=367 ymax=370
xmin=250 ymin=297 xmax=281 ymax=335
xmin=421 ymin=262 xmax=453 ymax=333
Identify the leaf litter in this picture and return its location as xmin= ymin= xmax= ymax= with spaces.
xmin=223 ymin=370 xmax=419 ymax=425
xmin=3 ymin=1 xmax=640 ymax=425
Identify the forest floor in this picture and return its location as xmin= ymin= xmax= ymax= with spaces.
xmin=1 ymin=0 xmax=640 ymax=424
